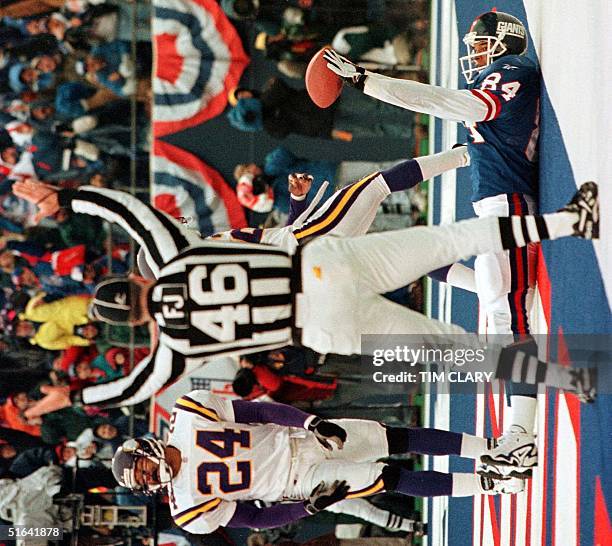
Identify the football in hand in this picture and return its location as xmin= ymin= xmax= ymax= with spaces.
xmin=306 ymin=48 xmax=343 ymax=108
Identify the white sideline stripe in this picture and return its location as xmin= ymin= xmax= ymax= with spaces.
xmin=516 ymin=484 xmax=528 ymax=546
xmin=432 ymin=392 xmax=450 ymax=546
xmin=530 ymin=288 xmax=548 ymax=546
xmin=436 ymin=0 xmax=458 ymax=327
xmin=532 ymin=392 xmax=547 ymax=546
xmin=428 ymin=0 xmax=457 ymax=539
xmin=501 ymin=493 xmax=511 ymax=546
xmin=511 ymin=216 xmax=526 ymax=248
xmin=554 ymin=394 xmax=578 ymax=546
xmin=473 ymin=388 xmax=485 ymax=546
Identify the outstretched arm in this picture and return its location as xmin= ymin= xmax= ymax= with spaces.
xmin=323 ymin=49 xmax=491 ymax=123
xmin=228 ymin=481 xmax=350 ymax=528
xmin=78 ymin=343 xmax=185 ymax=407
xmin=25 ymin=344 xmax=188 ymax=416
xmin=13 ymin=180 xmax=201 ymax=277
xmin=363 ymin=73 xmax=491 ymax=123
xmin=231 ymin=398 xmax=314 ymax=427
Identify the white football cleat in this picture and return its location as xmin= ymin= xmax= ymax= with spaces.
xmin=479 ymin=474 xmax=525 ymax=495
xmin=477 ymin=461 xmax=533 ymax=480
xmin=480 ymin=426 xmax=538 ymax=471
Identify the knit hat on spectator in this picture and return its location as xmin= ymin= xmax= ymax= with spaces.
xmin=8 ymin=64 xmax=28 ymax=93
xmin=221 ymin=0 xmax=259 ymax=20
xmin=227 ymin=97 xmax=263 ymax=132
xmin=91 ymin=278 xmax=133 ymax=325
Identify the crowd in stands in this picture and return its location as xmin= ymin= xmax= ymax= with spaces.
xmin=0 ymin=0 xmax=154 ymax=540
xmin=0 ymin=0 xmax=429 ymax=543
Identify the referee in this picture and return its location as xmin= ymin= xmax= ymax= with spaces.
xmin=13 ymin=178 xmax=598 ymax=414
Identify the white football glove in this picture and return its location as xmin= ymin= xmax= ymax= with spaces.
xmin=323 ymin=49 xmax=367 ymax=89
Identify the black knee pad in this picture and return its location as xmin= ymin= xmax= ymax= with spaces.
xmin=381 ymin=464 xmax=401 ymax=490
xmin=385 ymin=425 xmax=410 ymax=455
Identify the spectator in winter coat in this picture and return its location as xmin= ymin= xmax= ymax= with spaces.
xmin=0 ymin=392 xmax=42 ymax=437
xmin=227 ymin=78 xmax=414 ymax=141
xmin=40 ymin=405 xmax=99 ymax=446
xmin=0 ymin=426 xmax=45 ymax=452
xmin=18 ymin=292 xmax=97 ymax=350
xmin=233 ymin=364 xmax=337 ymax=404
xmin=0 ymin=0 xmax=64 ymax=18
xmin=233 ymin=147 xmax=397 ymax=216
xmin=8 ymin=445 xmax=57 ymax=478
xmin=85 ymin=40 xmax=135 ymax=97
xmin=8 ymin=62 xmax=54 ymax=93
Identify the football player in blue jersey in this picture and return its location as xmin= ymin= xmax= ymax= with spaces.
xmin=323 ymin=12 xmax=546 ymax=476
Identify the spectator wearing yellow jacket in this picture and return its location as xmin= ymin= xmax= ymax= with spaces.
xmin=18 ymin=293 xmax=97 ymax=350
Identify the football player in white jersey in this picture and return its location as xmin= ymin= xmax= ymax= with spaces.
xmin=208 ymin=146 xmax=470 ymax=255
xmin=112 ymin=390 xmax=526 ymax=534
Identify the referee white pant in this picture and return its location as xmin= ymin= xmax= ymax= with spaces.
xmin=297 ymin=215 xmax=518 ymax=355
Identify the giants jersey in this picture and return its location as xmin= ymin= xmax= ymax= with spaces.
xmin=167 ymin=391 xmax=293 ymax=534
xmin=467 ymin=55 xmax=540 ymax=201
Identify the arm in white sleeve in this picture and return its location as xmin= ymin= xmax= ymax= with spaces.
xmin=363 ymin=72 xmax=490 ymax=123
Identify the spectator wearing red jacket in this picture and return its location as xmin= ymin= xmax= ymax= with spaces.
xmin=0 ymin=392 xmax=42 ymax=436
xmin=233 ymin=358 xmax=336 ymax=404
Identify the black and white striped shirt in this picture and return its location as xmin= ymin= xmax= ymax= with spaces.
xmin=60 ymin=187 xmax=296 ymax=408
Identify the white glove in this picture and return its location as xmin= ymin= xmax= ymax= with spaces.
xmin=323 ymin=49 xmax=367 ymax=89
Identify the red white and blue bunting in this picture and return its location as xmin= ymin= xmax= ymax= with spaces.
xmin=152 ymin=139 xmax=247 ymax=236
xmin=152 ymin=0 xmax=249 ymax=137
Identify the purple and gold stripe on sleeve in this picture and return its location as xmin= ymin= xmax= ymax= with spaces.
xmin=174 ymin=395 xmax=220 ymax=422
xmin=345 ymin=476 xmax=385 ymax=499
xmin=174 ymin=497 xmax=222 ymax=527
xmin=292 ymin=172 xmax=379 ymax=240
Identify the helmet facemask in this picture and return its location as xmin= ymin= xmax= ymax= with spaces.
xmin=460 ymin=33 xmax=508 ymax=84
xmin=112 ymin=438 xmax=174 ymax=495
xmin=459 ymin=11 xmax=528 ymax=85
